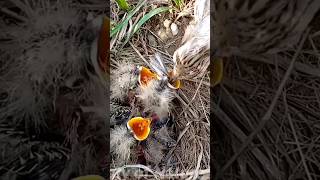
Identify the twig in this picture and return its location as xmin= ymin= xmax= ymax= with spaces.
xmin=129 ymin=42 xmax=151 ymax=66
xmin=179 ymin=74 xmax=205 ymax=116
xmin=163 ymin=169 xmax=210 ymax=178
xmin=164 ymin=120 xmax=206 ymax=166
xmin=182 ymin=78 xmax=210 ymax=87
xmin=221 ymin=86 xmax=254 ymax=129
xmin=166 ymin=121 xmax=192 ymax=158
xmin=110 ymin=165 xmax=210 ymax=178
xmin=198 ymin=94 xmax=209 ymax=124
xmin=192 ymin=139 xmax=203 ymax=180
xmin=111 ymin=164 xmax=160 ymax=180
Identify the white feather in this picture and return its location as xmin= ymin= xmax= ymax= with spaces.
xmin=150 ymin=53 xmax=168 ymax=79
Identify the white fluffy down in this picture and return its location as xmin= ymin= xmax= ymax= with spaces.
xmin=144 ymin=137 xmax=165 ymax=165
xmin=110 ymin=61 xmax=137 ymax=101
xmin=136 ymin=80 xmax=174 ymax=119
xmin=110 ymin=126 xmax=135 ymax=164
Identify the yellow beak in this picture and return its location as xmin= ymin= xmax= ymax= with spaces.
xmin=212 ymin=58 xmax=223 ymax=87
xmin=167 ymin=70 xmax=181 ymax=89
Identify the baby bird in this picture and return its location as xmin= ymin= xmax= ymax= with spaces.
xmin=110 ymin=54 xmax=177 ymax=126
xmin=136 ymin=79 xmax=174 ymax=121
xmin=110 ymin=116 xmax=152 ymax=165
xmin=110 ymin=101 xmax=131 ymax=126
xmin=110 ymin=56 xmax=178 ymax=166
xmin=149 ymin=53 xmax=181 ymax=90
xmin=144 ymin=125 xmax=176 ymax=166
xmin=110 ymin=116 xmax=176 ymax=166
xmin=110 ymin=125 xmax=136 ymax=165
xmin=170 ymin=0 xmax=224 ymax=86
xmin=110 ymin=61 xmax=139 ymax=104
xmin=172 ymin=0 xmax=211 ymax=80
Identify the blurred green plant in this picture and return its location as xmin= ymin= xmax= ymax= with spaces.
xmin=115 ymin=0 xmax=130 ymax=11
xmin=111 ymin=0 xmax=170 ymax=46
xmin=172 ymin=0 xmax=184 ymax=10
xmin=122 ymin=6 xmax=170 ymax=45
xmin=111 ymin=0 xmax=146 ymax=38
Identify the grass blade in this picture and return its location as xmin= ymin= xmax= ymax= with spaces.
xmin=132 ymin=7 xmax=170 ymax=35
xmin=110 ymin=0 xmax=146 ymax=38
xmin=172 ymin=0 xmax=184 ymax=10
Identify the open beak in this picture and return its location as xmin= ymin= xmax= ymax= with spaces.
xmin=127 ymin=117 xmax=151 ymax=141
xmin=90 ymin=16 xmax=109 ymax=83
xmin=138 ymin=66 xmax=160 ymax=87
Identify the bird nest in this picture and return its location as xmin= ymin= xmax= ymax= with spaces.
xmin=110 ymin=46 xmax=210 ymax=179
xmin=109 ymin=0 xmax=210 ymax=179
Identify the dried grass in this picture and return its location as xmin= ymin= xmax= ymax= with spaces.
xmin=213 ymin=21 xmax=320 ymax=179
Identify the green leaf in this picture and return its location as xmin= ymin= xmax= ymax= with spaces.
xmin=115 ymin=0 xmax=130 ymax=11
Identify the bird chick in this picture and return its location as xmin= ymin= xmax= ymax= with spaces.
xmin=110 ymin=117 xmax=152 ymax=164
xmin=110 ymin=101 xmax=131 ymax=126
xmin=172 ymin=0 xmax=210 ymax=80
xmin=127 ymin=117 xmax=152 ymax=141
xmin=110 ymin=61 xmax=139 ymax=104
xmin=136 ymin=79 xmax=174 ymax=121
xmin=110 ymin=125 xmax=136 ymax=165
xmin=110 ymin=113 xmax=176 ymax=166
xmin=171 ymin=0 xmax=223 ymax=86
xmin=144 ymin=126 xmax=176 ymax=166
xmin=149 ymin=53 xmax=181 ymax=90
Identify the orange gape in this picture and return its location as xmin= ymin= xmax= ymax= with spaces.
xmin=127 ymin=117 xmax=151 ymax=141
xmin=98 ymin=16 xmax=110 ymax=76
xmin=138 ymin=66 xmax=159 ymax=87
